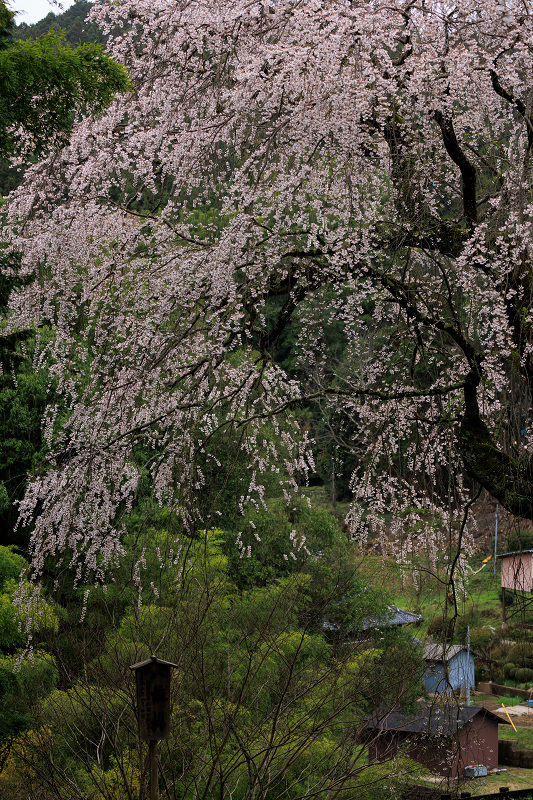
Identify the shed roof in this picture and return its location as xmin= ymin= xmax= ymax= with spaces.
xmin=129 ymin=655 xmax=179 ymax=670
xmin=423 ymin=643 xmax=469 ymax=662
xmin=496 ymin=550 xmax=533 ymax=559
xmin=366 ymin=703 xmax=509 ymax=737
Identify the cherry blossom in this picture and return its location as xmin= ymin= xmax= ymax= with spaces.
xmin=5 ymin=0 xmax=533 ymax=589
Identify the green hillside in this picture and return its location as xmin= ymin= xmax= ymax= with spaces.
xmin=12 ymin=1 xmax=103 ymax=46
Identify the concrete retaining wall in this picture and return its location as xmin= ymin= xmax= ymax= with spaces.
xmin=476 ymin=682 xmax=532 ymax=700
xmin=499 ymin=738 xmax=533 ymax=768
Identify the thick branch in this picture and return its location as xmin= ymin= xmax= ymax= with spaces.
xmin=460 ymin=365 xmax=533 ymax=519
xmin=489 ymin=69 xmax=533 ymax=148
xmin=383 ymin=117 xmax=471 ymax=254
xmin=434 ymin=110 xmax=477 ymax=225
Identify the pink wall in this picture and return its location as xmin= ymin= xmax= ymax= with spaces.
xmin=456 ymin=714 xmax=499 ymax=773
xmin=501 ymin=553 xmax=533 ymax=592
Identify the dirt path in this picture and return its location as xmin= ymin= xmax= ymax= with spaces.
xmin=475 ymin=691 xmax=533 ymax=728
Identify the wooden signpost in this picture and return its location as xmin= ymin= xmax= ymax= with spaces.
xmin=130 ymin=655 xmax=178 ymax=800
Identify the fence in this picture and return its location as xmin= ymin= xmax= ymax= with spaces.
xmin=440 ymin=789 xmax=533 ymax=800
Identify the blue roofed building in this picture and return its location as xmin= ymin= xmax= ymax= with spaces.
xmin=423 ymin=643 xmax=474 ymax=695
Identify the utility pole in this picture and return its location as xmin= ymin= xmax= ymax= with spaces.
xmin=467 ymin=625 xmax=471 ymax=707
xmin=493 ymin=503 xmax=499 ymax=576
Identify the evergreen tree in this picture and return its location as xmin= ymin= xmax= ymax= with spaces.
xmin=0 ymin=0 xmax=129 ymax=160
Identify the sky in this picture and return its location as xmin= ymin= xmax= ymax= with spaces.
xmin=11 ymin=0 xmax=76 ymax=25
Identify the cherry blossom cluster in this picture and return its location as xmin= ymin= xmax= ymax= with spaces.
xmin=5 ymin=0 xmax=533 ymax=587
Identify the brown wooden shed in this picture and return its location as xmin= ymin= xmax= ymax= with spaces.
xmin=365 ymin=703 xmax=509 ymax=778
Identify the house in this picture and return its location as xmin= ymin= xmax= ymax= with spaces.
xmin=423 ymin=643 xmax=474 ymax=695
xmin=323 ymin=605 xmax=423 ymax=642
xmin=366 ymin=703 xmax=509 ymax=777
xmin=496 ymin=550 xmax=533 ymax=593
xmin=362 ymin=605 xmax=423 ymax=631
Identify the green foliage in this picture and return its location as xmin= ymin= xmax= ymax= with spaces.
xmin=0 ymin=546 xmax=26 ymax=591
xmin=469 ymin=624 xmax=495 ymax=651
xmin=0 ymin=244 xmax=53 ymax=552
xmin=504 ymin=662 xmax=516 ymax=678
xmin=507 ymin=642 xmax=533 ymax=667
xmin=0 ymin=30 xmax=130 ymax=159
xmin=515 ymin=667 xmax=533 ymax=682
xmin=0 ymin=578 xmax=58 ymax=654
xmin=127 ymin=416 xmax=288 ymax=539
xmin=506 ymin=529 xmax=533 ymax=552
xmin=195 ymin=426 xmax=276 ymax=530
xmin=38 ymin=576 xmax=131 ymax=682
xmin=42 ymin=682 xmax=132 ymax=765
xmin=0 ymin=327 xmax=52 ymax=546
xmin=221 ymin=498 xmax=342 ymax=590
xmin=0 ymin=248 xmax=34 ymax=312
xmin=426 ymin=608 xmax=482 ymax=645
xmin=3 ymin=650 xmax=57 ymax=700
xmin=0 ymin=664 xmax=29 ymax=745
xmin=0 ymin=0 xmax=13 ymax=51
xmin=0 ymin=158 xmax=24 ymax=197
xmin=0 ymin=591 xmax=23 ymax=651
xmin=426 ymin=614 xmax=455 ymax=641
xmin=0 ymin=3 xmax=116 ymax=195
xmin=0 ymin=650 xmax=57 ymax=755
xmin=13 ymin=531 xmax=425 ymax=800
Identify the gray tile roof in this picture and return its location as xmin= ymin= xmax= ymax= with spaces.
xmin=362 ymin=605 xmax=423 ymax=630
xmin=323 ymin=605 xmax=423 ymax=635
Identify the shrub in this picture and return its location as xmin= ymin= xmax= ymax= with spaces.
xmin=469 ymin=625 xmax=495 ymax=650
xmin=504 ymin=662 xmax=516 ymax=678
xmin=0 ymin=547 xmax=26 ymax=592
xmin=492 ymin=665 xmax=505 ymax=683
xmin=508 ymin=643 xmax=533 ymax=666
xmin=427 ymin=616 xmax=454 ymax=641
xmin=455 ymin=611 xmax=480 ymax=642
xmin=427 ymin=612 xmax=480 ymax=644
xmin=515 ymin=667 xmax=533 ymax=683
